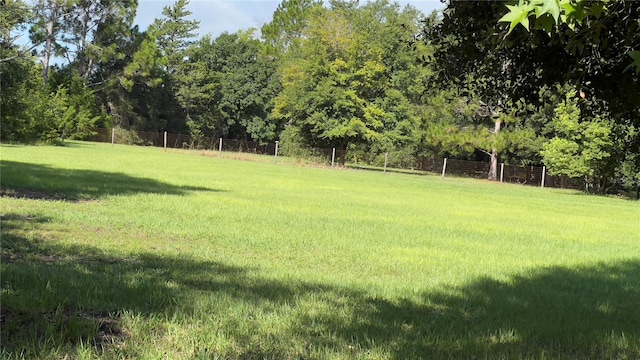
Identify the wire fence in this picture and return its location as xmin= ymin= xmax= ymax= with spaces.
xmin=86 ymin=127 xmax=584 ymax=190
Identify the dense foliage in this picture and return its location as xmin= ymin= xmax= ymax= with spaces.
xmin=1 ymin=0 xmax=638 ymax=194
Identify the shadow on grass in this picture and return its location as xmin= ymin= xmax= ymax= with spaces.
xmin=1 ymin=213 xmax=248 ymax=357
xmin=2 ymin=213 xmax=639 ymax=358
xmin=0 ymin=161 xmax=216 ymax=201
xmin=337 ymin=262 xmax=640 ymax=359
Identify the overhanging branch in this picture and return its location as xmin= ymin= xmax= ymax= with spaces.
xmin=0 ymin=42 xmax=40 ymax=63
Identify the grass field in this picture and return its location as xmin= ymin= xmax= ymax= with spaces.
xmin=1 ymin=141 xmax=639 ymax=359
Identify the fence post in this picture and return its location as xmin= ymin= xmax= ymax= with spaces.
xmin=441 ymin=158 xmax=447 ymax=180
xmin=384 ymin=152 xmax=388 ymax=173
xmin=331 ymin=148 xmax=336 ymax=167
xmin=541 ymin=166 xmax=546 ymax=188
xmin=164 ymin=131 xmax=167 ymax=151
xmin=218 ymin=138 xmax=223 ymax=158
xmin=111 ymin=128 xmax=115 ymax=147
xmin=274 ymin=141 xmax=279 ymax=163
xmin=500 ymin=163 xmax=504 ymax=183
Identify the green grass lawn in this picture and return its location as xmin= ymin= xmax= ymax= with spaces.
xmin=1 ymin=141 xmax=639 ymax=359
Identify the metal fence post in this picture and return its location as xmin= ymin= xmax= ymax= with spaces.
xmin=541 ymin=166 xmax=546 ymax=188
xmin=384 ymin=152 xmax=388 ymax=173
xmin=500 ymin=163 xmax=504 ymax=183
xmin=274 ymin=141 xmax=279 ymax=163
xmin=441 ymin=158 xmax=447 ymax=180
xmin=219 ymin=138 xmax=223 ymax=158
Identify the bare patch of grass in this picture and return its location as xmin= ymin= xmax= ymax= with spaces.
xmin=0 ymin=188 xmax=85 ymax=202
xmin=1 ymin=307 xmax=127 ymax=354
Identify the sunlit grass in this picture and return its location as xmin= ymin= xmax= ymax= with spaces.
xmin=1 ymin=141 xmax=639 ymax=359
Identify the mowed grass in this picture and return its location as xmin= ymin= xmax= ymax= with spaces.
xmin=1 ymin=141 xmax=639 ymax=359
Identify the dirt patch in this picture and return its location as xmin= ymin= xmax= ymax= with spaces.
xmin=82 ymin=310 xmax=130 ymax=349
xmin=1 ymin=307 xmax=129 ymax=352
xmin=0 ymin=250 xmax=126 ymax=265
xmin=0 ymin=188 xmax=93 ymax=202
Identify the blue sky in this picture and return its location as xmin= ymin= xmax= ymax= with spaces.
xmin=13 ymin=1 xmax=444 ymax=65
xmin=135 ymin=0 xmax=445 ymax=38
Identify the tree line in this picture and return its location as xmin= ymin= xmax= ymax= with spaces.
xmin=1 ymin=0 xmax=638 ymax=194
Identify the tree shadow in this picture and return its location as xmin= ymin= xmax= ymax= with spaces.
xmin=1 ymin=213 xmax=249 ymax=356
xmin=0 ymin=161 xmax=217 ymax=201
xmin=319 ymin=260 xmax=640 ymax=358
xmin=2 ymin=213 xmax=639 ymax=358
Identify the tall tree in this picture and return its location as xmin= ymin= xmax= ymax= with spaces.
xmin=273 ymin=0 xmax=424 ymax=161
xmin=120 ymin=0 xmax=199 ymax=132
xmin=92 ymin=26 xmax=151 ymax=130
xmin=496 ymin=0 xmax=640 ymax=192
xmin=504 ymin=0 xmax=640 ymax=191
xmin=172 ymin=35 xmax=218 ymax=140
xmin=0 ymin=47 xmax=40 ymax=141
xmin=175 ymin=31 xmax=281 ymax=142
xmin=273 ymin=6 xmax=384 ymax=158
xmin=51 ymin=0 xmax=137 ymax=80
xmin=27 ymin=0 xmax=138 ymax=84
xmin=1 ymin=0 xmax=32 ymax=48
xmin=150 ymin=0 xmax=199 ymax=75
xmin=540 ymin=88 xmax=613 ymax=191
xmin=29 ymin=0 xmax=65 ymax=83
xmin=260 ymin=0 xmax=321 ymax=55
xmin=424 ymin=1 xmax=567 ymax=180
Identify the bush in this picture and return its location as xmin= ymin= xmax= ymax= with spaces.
xmin=112 ymin=127 xmax=146 ymax=145
xmin=279 ymin=126 xmax=311 ymax=159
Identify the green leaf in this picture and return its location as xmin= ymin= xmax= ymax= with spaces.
xmin=534 ymin=14 xmax=555 ymax=36
xmin=499 ymin=2 xmax=534 ymax=33
xmin=589 ymin=2 xmax=605 ymax=18
xmin=624 ymin=51 xmax=640 ymax=75
xmin=535 ymin=0 xmax=560 ymax=23
xmin=558 ymin=0 xmax=577 ymax=27
xmin=559 ymin=0 xmax=576 ymax=17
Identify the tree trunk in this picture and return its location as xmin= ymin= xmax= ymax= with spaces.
xmin=43 ymin=0 xmax=57 ymax=86
xmin=488 ymin=117 xmax=501 ymax=181
xmin=76 ymin=6 xmax=91 ymax=80
xmin=339 ymin=139 xmax=346 ymax=166
xmin=488 ymin=149 xmax=498 ymax=181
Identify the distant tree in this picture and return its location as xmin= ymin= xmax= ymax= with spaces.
xmin=273 ymin=6 xmax=384 ymax=159
xmin=176 ymin=31 xmax=281 ymax=142
xmin=29 ymin=0 xmax=64 ymax=84
xmin=273 ymin=0 xmax=424 ymax=162
xmin=424 ymin=1 xmax=548 ymax=179
xmin=541 ymin=88 xmax=614 ymax=192
xmin=0 ymin=0 xmax=33 ymax=55
xmin=33 ymin=0 xmax=138 ymax=81
xmin=498 ymin=0 xmax=640 ymax=192
xmin=0 ymin=1 xmax=33 ymax=140
xmin=0 ymin=49 xmax=39 ymax=141
xmin=260 ymin=0 xmax=321 ymax=55
xmin=91 ymin=26 xmax=147 ymax=130
xmin=149 ymin=0 xmax=199 ymax=76
xmin=172 ymin=35 xmax=218 ymax=141
xmin=121 ymin=0 xmax=199 ymax=132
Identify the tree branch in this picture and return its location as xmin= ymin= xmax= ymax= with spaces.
xmin=0 ymin=42 xmax=40 ymax=63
